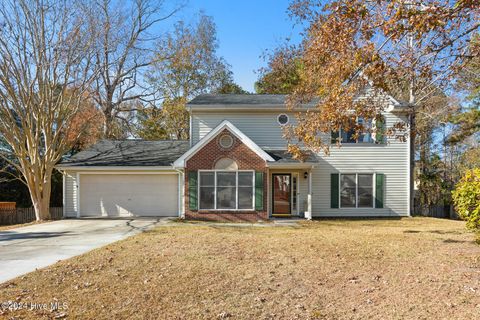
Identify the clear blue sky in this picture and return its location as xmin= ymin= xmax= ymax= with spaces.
xmin=169 ymin=0 xmax=302 ymax=92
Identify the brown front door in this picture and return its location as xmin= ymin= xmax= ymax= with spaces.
xmin=272 ymin=174 xmax=291 ymax=215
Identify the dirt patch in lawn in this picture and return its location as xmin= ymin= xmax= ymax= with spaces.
xmin=0 ymin=217 xmax=479 ymax=320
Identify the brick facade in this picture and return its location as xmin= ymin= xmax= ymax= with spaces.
xmin=184 ymin=129 xmax=268 ymax=222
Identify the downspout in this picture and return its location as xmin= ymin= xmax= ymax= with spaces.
xmin=61 ymin=170 xmax=66 ymax=218
xmin=174 ymin=168 xmax=185 ymax=219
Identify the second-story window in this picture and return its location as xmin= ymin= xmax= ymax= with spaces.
xmin=331 ymin=116 xmax=385 ymax=144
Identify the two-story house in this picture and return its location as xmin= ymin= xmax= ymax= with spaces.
xmin=56 ymin=93 xmax=410 ymax=221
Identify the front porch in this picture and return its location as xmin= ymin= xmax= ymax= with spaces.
xmin=267 ymin=164 xmax=314 ymax=220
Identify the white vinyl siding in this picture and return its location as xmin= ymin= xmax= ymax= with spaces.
xmin=191 ymin=112 xmax=298 ymax=148
xmin=64 ymin=171 xmax=78 ymax=217
xmin=190 ymin=107 xmax=408 ymax=217
xmin=313 ymin=111 xmax=409 ymax=217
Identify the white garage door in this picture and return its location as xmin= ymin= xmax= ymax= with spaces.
xmin=79 ymin=174 xmax=178 ymax=217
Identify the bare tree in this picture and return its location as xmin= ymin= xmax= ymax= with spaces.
xmin=87 ymin=0 xmax=181 ymax=138
xmin=0 ymin=0 xmax=96 ymax=220
xmin=138 ymin=13 xmax=235 ymax=140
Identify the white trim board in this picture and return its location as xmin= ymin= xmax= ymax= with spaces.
xmin=173 ymin=120 xmax=275 ymax=168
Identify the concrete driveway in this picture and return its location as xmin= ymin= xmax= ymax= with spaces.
xmin=0 ymin=218 xmax=168 ymax=283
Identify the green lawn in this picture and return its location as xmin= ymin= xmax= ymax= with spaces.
xmin=1 ymin=217 xmax=479 ymax=319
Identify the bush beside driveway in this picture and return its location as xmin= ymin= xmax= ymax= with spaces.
xmin=0 ymin=218 xmax=479 ymax=319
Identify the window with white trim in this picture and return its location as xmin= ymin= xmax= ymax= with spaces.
xmin=332 ymin=116 xmax=385 ymax=144
xmin=340 ymin=173 xmax=374 ymax=208
xmin=238 ymin=172 xmax=254 ymax=209
xmin=199 ymin=171 xmax=254 ymax=210
xmin=199 ymin=172 xmax=215 ymax=209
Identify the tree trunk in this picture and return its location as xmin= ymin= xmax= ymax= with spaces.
xmin=409 ymin=107 xmax=416 ymax=216
xmin=33 ymin=196 xmax=51 ymax=221
xmin=29 ymin=170 xmax=53 ymax=221
xmin=408 ymin=30 xmax=416 ymax=216
xmin=104 ymin=110 xmax=115 ymax=138
xmin=102 ymin=89 xmax=116 ymax=138
xmin=418 ymin=133 xmax=428 ymax=209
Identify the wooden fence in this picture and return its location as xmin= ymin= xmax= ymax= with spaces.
xmin=0 ymin=204 xmax=63 ymax=225
xmin=415 ymin=204 xmax=458 ymax=219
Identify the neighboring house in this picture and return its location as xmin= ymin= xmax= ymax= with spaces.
xmin=56 ymin=93 xmax=410 ymax=221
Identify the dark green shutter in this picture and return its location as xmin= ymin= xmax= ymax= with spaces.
xmin=375 ymin=173 xmax=384 ymax=208
xmin=375 ymin=116 xmax=385 ymax=144
xmin=255 ymin=171 xmax=264 ymax=211
xmin=331 ymin=130 xmax=339 ymax=144
xmin=188 ymin=171 xmax=198 ymax=210
xmin=331 ymin=173 xmax=339 ymax=208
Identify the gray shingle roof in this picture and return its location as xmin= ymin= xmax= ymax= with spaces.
xmin=57 ymin=140 xmax=190 ymax=167
xmin=187 ymin=93 xmax=408 ymax=111
xmin=265 ymin=149 xmax=318 ymax=163
xmin=187 ymin=94 xmax=318 ymax=109
xmin=189 ymin=94 xmax=288 ymax=105
xmin=56 ymin=140 xmax=317 ymax=168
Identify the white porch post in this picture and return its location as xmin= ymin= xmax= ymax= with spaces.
xmin=177 ymin=169 xmax=185 ymax=218
xmin=305 ymin=170 xmax=312 ymax=220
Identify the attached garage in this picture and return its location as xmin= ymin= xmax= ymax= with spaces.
xmin=56 ymin=140 xmax=190 ymax=218
xmin=79 ymin=174 xmax=178 ymax=217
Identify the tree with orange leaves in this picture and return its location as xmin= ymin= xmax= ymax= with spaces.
xmin=270 ymin=0 xmax=479 ymax=214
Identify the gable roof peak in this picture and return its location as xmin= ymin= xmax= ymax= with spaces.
xmin=173 ymin=120 xmax=275 ymax=168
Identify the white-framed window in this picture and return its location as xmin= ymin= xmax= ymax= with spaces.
xmin=277 ymin=114 xmax=289 ymax=125
xmin=199 ymin=170 xmax=255 ymax=210
xmin=331 ymin=116 xmax=385 ymax=144
xmin=199 ymin=172 xmax=215 ymax=210
xmin=340 ymin=173 xmax=374 ymax=208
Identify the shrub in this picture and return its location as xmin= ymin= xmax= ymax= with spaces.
xmin=452 ymin=168 xmax=480 ymax=230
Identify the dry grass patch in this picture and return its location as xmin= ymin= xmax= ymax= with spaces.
xmin=0 ymin=217 xmax=479 ymax=319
